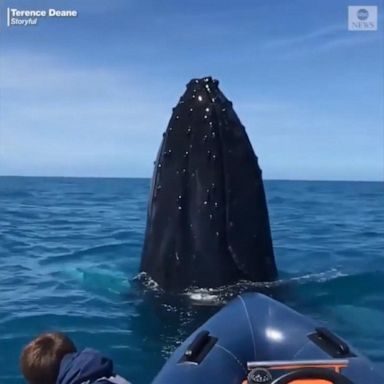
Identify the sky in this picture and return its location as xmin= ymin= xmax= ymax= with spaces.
xmin=0 ymin=0 xmax=383 ymax=180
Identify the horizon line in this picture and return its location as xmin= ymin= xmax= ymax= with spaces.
xmin=0 ymin=174 xmax=382 ymax=183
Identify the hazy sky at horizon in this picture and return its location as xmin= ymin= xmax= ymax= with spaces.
xmin=1 ymin=0 xmax=383 ymax=181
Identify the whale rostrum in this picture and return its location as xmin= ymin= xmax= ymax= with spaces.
xmin=140 ymin=77 xmax=277 ymax=292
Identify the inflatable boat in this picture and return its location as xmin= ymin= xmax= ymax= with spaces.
xmin=152 ymin=293 xmax=383 ymax=383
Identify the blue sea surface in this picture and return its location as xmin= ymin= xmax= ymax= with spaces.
xmin=0 ymin=177 xmax=383 ymax=383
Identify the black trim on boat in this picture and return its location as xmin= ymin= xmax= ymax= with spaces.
xmin=179 ymin=330 xmax=218 ymax=365
xmin=308 ymin=327 xmax=356 ymax=358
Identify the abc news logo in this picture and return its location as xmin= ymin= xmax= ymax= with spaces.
xmin=348 ymin=6 xmax=378 ymax=31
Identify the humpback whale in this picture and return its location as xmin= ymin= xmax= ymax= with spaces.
xmin=140 ymin=77 xmax=277 ymax=292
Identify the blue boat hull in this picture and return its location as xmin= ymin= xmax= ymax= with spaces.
xmin=152 ymin=293 xmax=384 ymax=383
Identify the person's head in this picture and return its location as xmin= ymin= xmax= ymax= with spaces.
xmin=20 ymin=332 xmax=77 ymax=384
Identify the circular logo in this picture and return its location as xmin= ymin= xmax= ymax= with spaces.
xmin=357 ymin=8 xmax=369 ymax=20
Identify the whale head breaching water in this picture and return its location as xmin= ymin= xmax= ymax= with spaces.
xmin=140 ymin=77 xmax=277 ymax=292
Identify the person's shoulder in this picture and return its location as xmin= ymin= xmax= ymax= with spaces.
xmin=96 ymin=375 xmax=132 ymax=384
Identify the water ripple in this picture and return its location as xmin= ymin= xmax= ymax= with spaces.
xmin=0 ymin=177 xmax=383 ymax=383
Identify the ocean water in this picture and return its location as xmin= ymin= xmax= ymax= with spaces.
xmin=0 ymin=176 xmax=383 ymax=383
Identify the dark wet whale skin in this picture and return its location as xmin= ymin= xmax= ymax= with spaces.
xmin=140 ymin=77 xmax=277 ymax=292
